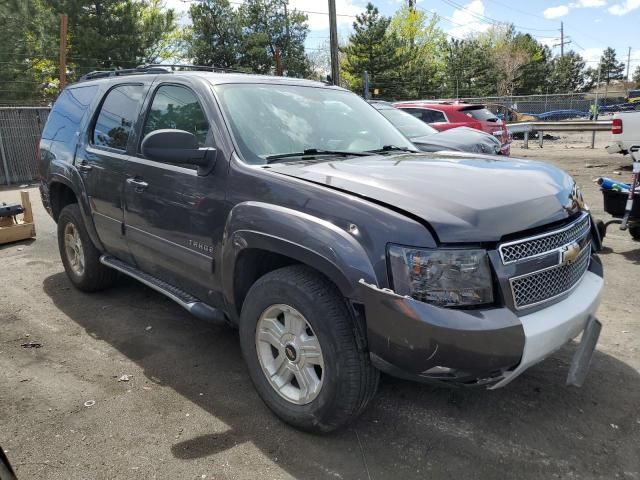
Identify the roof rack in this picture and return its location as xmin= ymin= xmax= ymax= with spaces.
xmin=79 ymin=64 xmax=246 ymax=81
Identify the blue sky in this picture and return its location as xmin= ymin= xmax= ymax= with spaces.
xmin=167 ymin=0 xmax=639 ymax=76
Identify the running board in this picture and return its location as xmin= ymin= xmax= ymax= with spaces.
xmin=100 ymin=255 xmax=226 ymax=324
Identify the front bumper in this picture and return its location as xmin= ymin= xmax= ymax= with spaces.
xmin=360 ymin=267 xmax=603 ymax=388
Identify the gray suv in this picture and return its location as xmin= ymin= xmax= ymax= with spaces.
xmin=39 ymin=66 xmax=604 ymax=433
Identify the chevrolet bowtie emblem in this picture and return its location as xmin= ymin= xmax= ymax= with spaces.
xmin=561 ymin=242 xmax=581 ymax=265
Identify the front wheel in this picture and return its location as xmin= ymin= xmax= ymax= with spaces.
xmin=239 ymin=265 xmax=379 ymax=433
xmin=629 ymin=223 xmax=640 ymax=240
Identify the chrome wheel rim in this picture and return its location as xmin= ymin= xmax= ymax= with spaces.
xmin=64 ymin=222 xmax=85 ymax=276
xmin=255 ymin=304 xmax=324 ymax=405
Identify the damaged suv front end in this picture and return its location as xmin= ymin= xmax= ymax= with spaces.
xmin=360 ymin=210 xmax=603 ymax=388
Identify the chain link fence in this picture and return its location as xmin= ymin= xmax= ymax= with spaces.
xmin=0 ymin=107 xmax=49 ymax=185
xmin=433 ymin=92 xmax=638 ymax=121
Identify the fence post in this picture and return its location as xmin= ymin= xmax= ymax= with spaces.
xmin=539 ymin=130 xmax=544 ymax=148
xmin=0 ymin=128 xmax=10 ymax=186
xmin=524 ymin=131 xmax=529 ymax=149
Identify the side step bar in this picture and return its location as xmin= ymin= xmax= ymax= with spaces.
xmin=100 ymin=255 xmax=226 ymax=324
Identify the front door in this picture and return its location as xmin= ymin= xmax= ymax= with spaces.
xmin=78 ymin=83 xmax=147 ymax=263
xmin=123 ymin=82 xmax=221 ymax=299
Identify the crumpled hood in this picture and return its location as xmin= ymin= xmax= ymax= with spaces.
xmin=267 ymin=152 xmax=579 ymax=243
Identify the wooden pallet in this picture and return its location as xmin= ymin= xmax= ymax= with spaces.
xmin=0 ymin=191 xmax=36 ymax=245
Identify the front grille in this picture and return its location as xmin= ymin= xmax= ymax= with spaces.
xmin=510 ymin=244 xmax=591 ymax=309
xmin=499 ymin=213 xmax=590 ymax=264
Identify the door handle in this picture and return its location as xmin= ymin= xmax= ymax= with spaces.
xmin=77 ymin=163 xmax=92 ymax=173
xmin=126 ymin=178 xmax=149 ymax=191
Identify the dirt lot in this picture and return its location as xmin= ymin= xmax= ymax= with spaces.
xmin=1 ymin=134 xmax=639 ymax=480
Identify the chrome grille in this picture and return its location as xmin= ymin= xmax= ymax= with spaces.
xmin=499 ymin=214 xmax=591 ymax=264
xmin=510 ymin=244 xmax=591 ymax=310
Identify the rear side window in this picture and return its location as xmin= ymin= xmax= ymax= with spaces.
xmin=462 ymin=107 xmax=498 ymax=121
xmin=422 ymin=109 xmax=447 ymax=123
xmin=42 ymin=86 xmax=98 ymax=142
xmin=93 ymin=85 xmax=145 ymax=150
xmin=401 ymin=108 xmax=447 ymax=123
xmin=141 ymin=85 xmax=210 ymax=147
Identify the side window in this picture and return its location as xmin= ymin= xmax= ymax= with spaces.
xmin=401 ymin=108 xmax=424 ymax=121
xmin=92 ymin=85 xmax=145 ymax=150
xmin=427 ymin=109 xmax=447 ymax=123
xmin=142 ymin=85 xmax=210 ymax=148
xmin=42 ymin=85 xmax=98 ymax=143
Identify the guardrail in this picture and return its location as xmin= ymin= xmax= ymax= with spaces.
xmin=507 ymin=120 xmax=613 ymax=149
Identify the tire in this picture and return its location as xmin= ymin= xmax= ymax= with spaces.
xmin=239 ymin=265 xmax=379 ymax=433
xmin=57 ymin=203 xmax=118 ymax=292
xmin=630 ymin=223 xmax=640 ymax=241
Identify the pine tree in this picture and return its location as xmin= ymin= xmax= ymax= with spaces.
xmin=43 ymin=0 xmax=178 ymax=77
xmin=549 ymin=51 xmax=586 ymax=93
xmin=598 ymin=47 xmax=625 ymax=84
xmin=632 ymin=65 xmax=640 ymax=84
xmin=188 ymin=0 xmax=243 ymax=69
xmin=237 ymin=0 xmax=311 ymax=77
xmin=342 ymin=3 xmax=407 ymax=99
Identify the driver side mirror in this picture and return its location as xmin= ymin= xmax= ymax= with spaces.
xmin=141 ymin=129 xmax=216 ymax=175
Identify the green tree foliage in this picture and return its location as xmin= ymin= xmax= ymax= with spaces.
xmin=598 ymin=47 xmax=625 ymax=84
xmin=44 ymin=0 xmax=178 ymax=76
xmin=188 ymin=0 xmax=243 ymax=68
xmin=0 ymin=0 xmax=58 ymax=104
xmin=387 ymin=4 xmax=446 ymax=98
xmin=549 ymin=51 xmax=586 ymax=93
xmin=342 ymin=3 xmax=407 ymax=99
xmin=633 ymin=65 xmax=640 ymax=84
xmin=238 ymin=0 xmax=310 ymax=76
xmin=188 ymin=0 xmax=311 ymax=76
xmin=444 ymin=39 xmax=497 ymax=97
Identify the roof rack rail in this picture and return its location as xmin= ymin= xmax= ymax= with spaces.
xmin=79 ymin=64 xmax=246 ymax=82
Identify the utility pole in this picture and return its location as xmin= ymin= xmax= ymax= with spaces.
xmin=626 ymin=46 xmax=632 ymax=80
xmin=363 ymin=71 xmax=370 ymax=100
xmin=328 ymin=0 xmax=340 ymax=86
xmin=59 ymin=13 xmax=68 ymax=90
xmin=553 ymin=21 xmax=571 ymax=57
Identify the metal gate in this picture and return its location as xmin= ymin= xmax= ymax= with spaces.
xmin=0 ymin=107 xmax=50 ymax=185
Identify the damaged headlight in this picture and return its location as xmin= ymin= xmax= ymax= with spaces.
xmin=388 ymin=245 xmax=494 ymax=307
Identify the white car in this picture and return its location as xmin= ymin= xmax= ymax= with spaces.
xmin=606 ymin=110 xmax=640 ymax=156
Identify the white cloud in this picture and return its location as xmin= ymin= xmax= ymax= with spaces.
xmin=543 ymin=5 xmax=570 ymax=18
xmin=447 ymin=0 xmax=492 ymax=38
xmin=570 ymin=0 xmax=607 ymax=6
xmin=608 ymin=0 xmax=640 ymax=15
xmin=289 ymin=0 xmax=363 ymax=31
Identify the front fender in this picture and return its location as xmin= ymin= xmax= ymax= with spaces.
xmin=221 ymin=201 xmax=378 ymax=308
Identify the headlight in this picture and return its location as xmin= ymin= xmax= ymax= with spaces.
xmin=388 ymin=245 xmax=494 ymax=307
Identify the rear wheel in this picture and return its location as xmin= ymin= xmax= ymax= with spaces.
xmin=57 ymin=204 xmax=117 ymax=292
xmin=629 ymin=223 xmax=640 ymax=241
xmin=239 ymin=265 xmax=379 ymax=433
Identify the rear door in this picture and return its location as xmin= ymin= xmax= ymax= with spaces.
xmin=122 ymin=80 xmax=224 ymax=299
xmin=76 ymin=82 xmax=148 ymax=262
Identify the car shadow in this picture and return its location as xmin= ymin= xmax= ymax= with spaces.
xmin=42 ymin=272 xmax=640 ymax=479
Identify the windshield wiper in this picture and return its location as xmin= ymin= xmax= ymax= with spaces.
xmin=265 ymin=148 xmax=373 ymax=164
xmin=366 ymin=145 xmax=415 ymax=154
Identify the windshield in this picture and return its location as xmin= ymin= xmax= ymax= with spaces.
xmin=376 ymin=106 xmax=438 ymax=139
xmin=629 ymin=90 xmax=640 ymax=98
xmin=214 ymin=84 xmax=416 ymax=164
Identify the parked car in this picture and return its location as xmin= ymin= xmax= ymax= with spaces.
xmin=393 ymin=101 xmax=511 ymax=155
xmin=627 ymin=89 xmax=640 ymax=104
xmin=369 ymin=101 xmax=504 ymax=155
xmin=606 ymin=110 xmax=640 ymax=156
xmin=39 ymin=66 xmax=603 ymax=433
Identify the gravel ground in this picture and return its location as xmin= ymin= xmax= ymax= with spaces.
xmin=1 ymin=134 xmax=639 ymax=480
